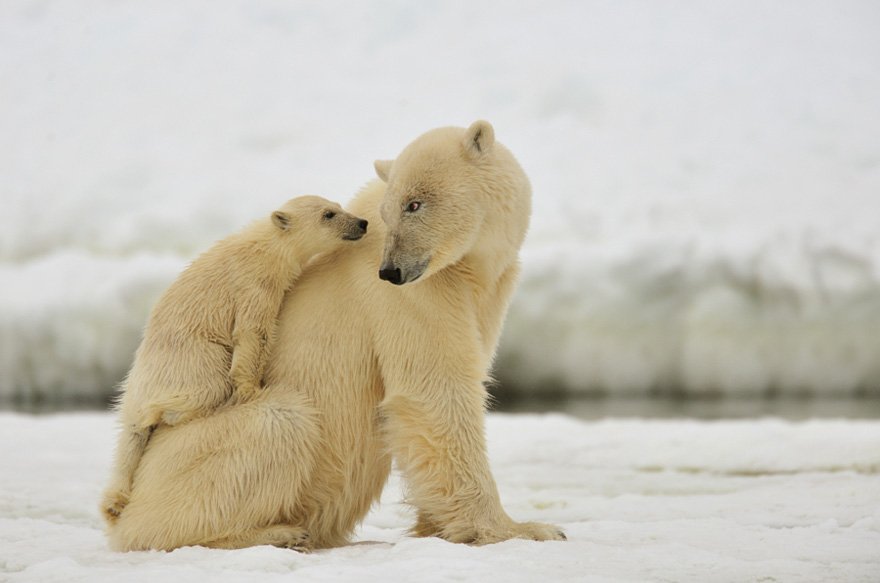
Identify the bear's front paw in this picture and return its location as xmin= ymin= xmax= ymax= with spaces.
xmin=471 ymin=520 xmax=566 ymax=545
xmin=100 ymin=488 xmax=130 ymax=524
xmin=510 ymin=521 xmax=567 ymax=542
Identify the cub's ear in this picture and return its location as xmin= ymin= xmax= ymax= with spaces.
xmin=374 ymin=159 xmax=393 ymax=182
xmin=271 ymin=210 xmax=292 ymax=231
xmin=462 ymin=120 xmax=495 ymax=159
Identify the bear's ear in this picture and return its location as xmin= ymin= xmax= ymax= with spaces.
xmin=374 ymin=159 xmax=393 ymax=182
xmin=462 ymin=120 xmax=495 ymax=159
xmin=271 ymin=210 xmax=292 ymax=231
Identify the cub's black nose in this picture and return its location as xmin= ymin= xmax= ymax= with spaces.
xmin=378 ymin=266 xmax=403 ymax=285
xmin=358 ymin=219 xmax=368 ymax=232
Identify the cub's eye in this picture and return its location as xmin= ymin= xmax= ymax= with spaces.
xmin=323 ymin=211 xmax=336 ymax=220
xmin=405 ymin=201 xmax=422 ymax=213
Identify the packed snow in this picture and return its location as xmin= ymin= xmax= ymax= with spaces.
xmin=2 ymin=0 xmax=880 ymax=402
xmin=0 ymin=412 xmax=878 ymax=582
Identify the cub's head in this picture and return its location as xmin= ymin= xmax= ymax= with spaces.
xmin=271 ymin=195 xmax=368 ymax=256
xmin=374 ymin=120 xmax=526 ymax=286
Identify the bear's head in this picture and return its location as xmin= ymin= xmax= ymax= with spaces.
xmin=374 ymin=121 xmax=530 ymax=286
xmin=271 ymin=195 xmax=368 ymax=258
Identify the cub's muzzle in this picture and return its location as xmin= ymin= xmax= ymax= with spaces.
xmin=342 ymin=219 xmax=369 ymax=241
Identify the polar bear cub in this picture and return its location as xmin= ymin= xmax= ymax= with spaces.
xmin=101 ymin=195 xmax=368 ymax=523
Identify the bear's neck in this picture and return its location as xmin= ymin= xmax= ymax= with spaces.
xmin=463 ymin=161 xmax=531 ymax=286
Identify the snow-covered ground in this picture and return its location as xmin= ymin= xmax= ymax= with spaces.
xmin=2 ymin=0 xmax=880 ymax=401
xmin=0 ymin=412 xmax=878 ymax=582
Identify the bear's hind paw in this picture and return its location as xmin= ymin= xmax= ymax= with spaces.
xmin=100 ymin=489 xmax=130 ymax=524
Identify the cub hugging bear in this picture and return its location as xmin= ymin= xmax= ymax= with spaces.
xmin=104 ymin=121 xmax=565 ymax=551
xmin=101 ymin=196 xmax=368 ymax=523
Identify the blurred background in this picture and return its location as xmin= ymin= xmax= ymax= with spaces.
xmin=2 ymin=0 xmax=878 ymax=418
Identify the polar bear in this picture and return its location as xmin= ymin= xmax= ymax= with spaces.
xmin=100 ymin=196 xmax=368 ymax=524
xmin=106 ymin=121 xmax=565 ymax=551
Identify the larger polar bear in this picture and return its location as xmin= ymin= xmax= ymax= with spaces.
xmin=107 ymin=121 xmax=565 ymax=551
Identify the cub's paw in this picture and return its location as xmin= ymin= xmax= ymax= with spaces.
xmin=234 ymin=382 xmax=262 ymax=403
xmin=100 ymin=488 xmax=130 ymax=524
xmin=161 ymin=408 xmax=200 ymax=426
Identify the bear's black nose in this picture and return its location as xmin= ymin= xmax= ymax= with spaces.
xmin=378 ymin=266 xmax=403 ymax=285
xmin=358 ymin=219 xmax=368 ymax=232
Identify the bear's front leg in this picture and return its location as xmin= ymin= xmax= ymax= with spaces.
xmin=380 ymin=366 xmax=565 ymax=545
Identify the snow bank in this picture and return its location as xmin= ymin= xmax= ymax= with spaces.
xmin=1 ymin=412 xmax=878 ymax=582
xmin=2 ymin=0 xmax=879 ymax=401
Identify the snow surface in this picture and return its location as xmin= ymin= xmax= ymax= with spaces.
xmin=1 ymin=412 xmax=878 ymax=582
xmin=2 ymin=0 xmax=880 ymax=400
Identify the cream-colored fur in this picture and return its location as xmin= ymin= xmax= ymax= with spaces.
xmin=100 ymin=196 xmax=367 ymax=524
xmin=105 ymin=121 xmax=565 ymax=551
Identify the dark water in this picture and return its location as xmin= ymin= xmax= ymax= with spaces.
xmin=5 ymin=394 xmax=880 ymax=420
xmin=492 ymin=394 xmax=880 ymax=420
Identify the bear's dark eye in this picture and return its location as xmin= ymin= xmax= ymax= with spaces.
xmin=323 ymin=210 xmax=336 ymax=220
xmin=406 ymin=201 xmax=422 ymax=213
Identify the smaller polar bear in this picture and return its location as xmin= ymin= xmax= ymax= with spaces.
xmin=101 ymin=196 xmax=368 ymax=524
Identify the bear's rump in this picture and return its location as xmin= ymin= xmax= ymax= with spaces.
xmin=109 ymin=389 xmax=320 ymax=550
